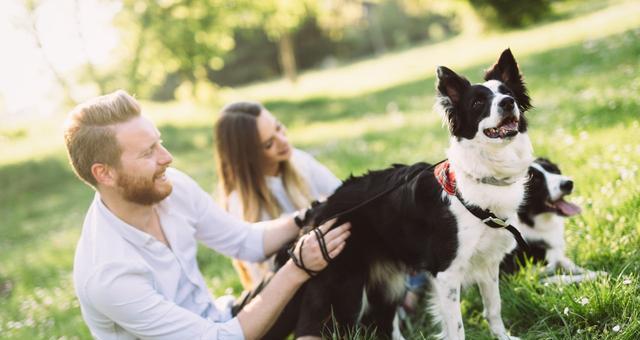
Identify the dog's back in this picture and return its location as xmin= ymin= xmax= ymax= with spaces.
xmin=293 ymin=162 xmax=458 ymax=337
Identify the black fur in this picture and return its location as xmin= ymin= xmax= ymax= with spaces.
xmin=437 ymin=49 xmax=530 ymax=140
xmin=280 ymin=49 xmax=533 ymax=338
xmin=484 ymin=48 xmax=532 ymax=133
xmin=502 ymin=158 xmax=570 ymax=274
xmin=283 ymin=163 xmax=459 ymax=337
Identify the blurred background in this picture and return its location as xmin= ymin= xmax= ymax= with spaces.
xmin=0 ymin=0 xmax=594 ymax=118
xmin=1 ymin=0 xmax=639 ymax=338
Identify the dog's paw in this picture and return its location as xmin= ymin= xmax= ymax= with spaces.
xmin=496 ymin=333 xmax=521 ymax=340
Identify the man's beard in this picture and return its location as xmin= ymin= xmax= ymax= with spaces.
xmin=116 ymin=168 xmax=173 ymax=205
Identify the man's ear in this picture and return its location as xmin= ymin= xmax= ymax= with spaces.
xmin=484 ymin=48 xmax=532 ymax=112
xmin=91 ymin=163 xmax=117 ymax=187
xmin=436 ymin=66 xmax=470 ymax=107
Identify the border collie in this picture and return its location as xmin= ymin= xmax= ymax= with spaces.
xmin=289 ymin=49 xmax=531 ymax=340
xmin=502 ymin=158 xmax=585 ymax=276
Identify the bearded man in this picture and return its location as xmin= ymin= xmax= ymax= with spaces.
xmin=64 ymin=90 xmax=350 ymax=340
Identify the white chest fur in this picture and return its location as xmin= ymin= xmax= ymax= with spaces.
xmin=448 ymin=198 xmax=517 ymax=283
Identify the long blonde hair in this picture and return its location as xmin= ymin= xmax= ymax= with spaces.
xmin=214 ymin=101 xmax=312 ymax=222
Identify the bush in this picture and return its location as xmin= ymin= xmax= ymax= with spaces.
xmin=468 ymin=0 xmax=555 ymax=28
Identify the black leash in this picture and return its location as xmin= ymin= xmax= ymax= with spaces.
xmin=288 ymin=161 xmax=445 ymax=276
xmin=318 ymin=160 xmax=447 ymax=226
xmin=287 ymin=228 xmax=334 ymax=277
xmin=454 ymin=192 xmax=530 ymax=252
xmin=288 ymin=159 xmax=530 ymax=275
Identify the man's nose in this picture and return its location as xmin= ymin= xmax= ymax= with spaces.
xmin=158 ymin=145 xmax=173 ymax=165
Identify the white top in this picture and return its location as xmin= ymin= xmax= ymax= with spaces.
xmin=227 ymin=149 xmax=341 ymax=220
xmin=73 ymin=168 xmax=266 ymax=340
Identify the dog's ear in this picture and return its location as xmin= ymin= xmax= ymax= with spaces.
xmin=436 ymin=66 xmax=470 ymax=137
xmin=484 ymin=49 xmax=532 ymax=113
xmin=436 ymin=66 xmax=470 ymax=107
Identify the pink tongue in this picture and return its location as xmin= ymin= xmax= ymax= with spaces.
xmin=503 ymin=121 xmax=518 ymax=130
xmin=555 ymin=199 xmax=581 ymax=216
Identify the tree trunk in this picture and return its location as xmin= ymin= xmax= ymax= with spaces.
xmin=278 ymin=32 xmax=298 ymax=83
xmin=364 ymin=1 xmax=386 ymax=55
xmin=73 ymin=0 xmax=107 ymax=94
xmin=25 ymin=1 xmax=76 ymax=106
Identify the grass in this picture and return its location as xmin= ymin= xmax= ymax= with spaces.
xmin=1 ymin=0 xmax=640 ymax=338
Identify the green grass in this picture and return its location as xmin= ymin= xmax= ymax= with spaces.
xmin=1 ymin=1 xmax=640 ymax=338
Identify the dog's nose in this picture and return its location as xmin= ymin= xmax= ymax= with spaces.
xmin=560 ymin=180 xmax=573 ymax=194
xmin=499 ymin=97 xmax=515 ymax=112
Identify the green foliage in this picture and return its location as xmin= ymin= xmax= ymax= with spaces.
xmin=468 ymin=0 xmax=555 ymax=28
xmin=210 ymin=1 xmax=458 ymax=86
xmin=116 ymin=0 xmax=247 ymax=97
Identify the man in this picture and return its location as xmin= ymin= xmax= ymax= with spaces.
xmin=64 ymin=90 xmax=351 ymax=339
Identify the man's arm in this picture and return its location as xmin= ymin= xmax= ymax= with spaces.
xmin=82 ymin=262 xmax=243 ymax=339
xmin=237 ymin=220 xmax=350 ymax=339
xmin=256 ymin=214 xmax=303 ymax=257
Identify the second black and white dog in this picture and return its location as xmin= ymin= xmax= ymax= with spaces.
xmin=502 ymin=157 xmax=585 ymax=275
xmin=288 ymin=49 xmax=531 ymax=340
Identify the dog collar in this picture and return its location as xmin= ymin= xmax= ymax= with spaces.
xmin=434 ymin=160 xmax=530 ymax=252
xmin=476 ymin=175 xmax=517 ymax=186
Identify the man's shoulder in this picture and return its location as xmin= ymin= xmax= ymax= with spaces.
xmin=165 ymin=167 xmax=206 ymax=200
xmin=73 ymin=200 xmax=147 ymax=295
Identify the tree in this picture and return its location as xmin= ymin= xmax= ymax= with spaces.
xmin=466 ymin=0 xmax=554 ymax=29
xmin=248 ymin=0 xmax=315 ymax=83
xmin=116 ymin=0 xmax=243 ymax=98
xmin=21 ymin=0 xmax=76 ymax=105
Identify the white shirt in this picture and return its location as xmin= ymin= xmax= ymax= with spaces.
xmin=227 ymin=149 xmax=341 ymax=219
xmin=73 ymin=168 xmax=266 ymax=340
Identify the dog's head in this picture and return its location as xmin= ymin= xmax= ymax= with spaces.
xmin=525 ymin=158 xmax=581 ymax=217
xmin=435 ymin=49 xmax=531 ymax=142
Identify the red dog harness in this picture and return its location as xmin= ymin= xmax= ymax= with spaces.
xmin=434 ymin=160 xmax=456 ymax=195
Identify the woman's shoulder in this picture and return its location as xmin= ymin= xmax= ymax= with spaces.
xmin=291 ymin=148 xmax=317 ymax=172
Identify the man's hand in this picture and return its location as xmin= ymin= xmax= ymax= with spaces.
xmin=292 ymin=219 xmax=351 ymax=275
xmin=237 ymin=219 xmax=350 ymax=339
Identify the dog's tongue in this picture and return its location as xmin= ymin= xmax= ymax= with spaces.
xmin=555 ymin=199 xmax=581 ymax=216
xmin=498 ymin=121 xmax=519 ymax=138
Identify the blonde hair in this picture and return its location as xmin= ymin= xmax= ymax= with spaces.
xmin=63 ymin=90 xmax=141 ymax=188
xmin=214 ymin=101 xmax=312 ymax=222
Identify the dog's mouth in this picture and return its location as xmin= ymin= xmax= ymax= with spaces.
xmin=484 ymin=116 xmax=519 ymax=139
xmin=544 ymin=197 xmax=581 ymax=217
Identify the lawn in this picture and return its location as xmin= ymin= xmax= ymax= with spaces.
xmin=1 ymin=1 xmax=639 ymax=339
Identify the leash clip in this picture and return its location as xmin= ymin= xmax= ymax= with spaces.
xmin=483 ymin=216 xmax=508 ymax=228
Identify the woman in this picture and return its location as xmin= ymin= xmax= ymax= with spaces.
xmin=215 ymin=101 xmax=341 ymax=289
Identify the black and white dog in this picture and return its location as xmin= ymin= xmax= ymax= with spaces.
xmin=289 ymin=49 xmax=531 ymax=340
xmin=502 ymin=158 xmax=585 ymax=276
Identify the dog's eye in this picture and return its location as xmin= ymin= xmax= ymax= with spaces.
xmin=472 ymin=98 xmax=484 ymax=108
xmin=498 ymin=85 xmax=512 ymax=95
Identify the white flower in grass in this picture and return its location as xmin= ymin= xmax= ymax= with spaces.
xmin=578 ymin=297 xmax=589 ymax=305
xmin=563 ymin=307 xmax=570 ymax=315
xmin=612 ymin=325 xmax=621 ymax=332
xmin=622 ymin=278 xmax=632 ymax=285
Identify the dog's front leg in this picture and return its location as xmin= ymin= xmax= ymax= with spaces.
xmin=477 ymin=265 xmax=520 ymax=340
xmin=431 ymin=271 xmax=464 ymax=340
